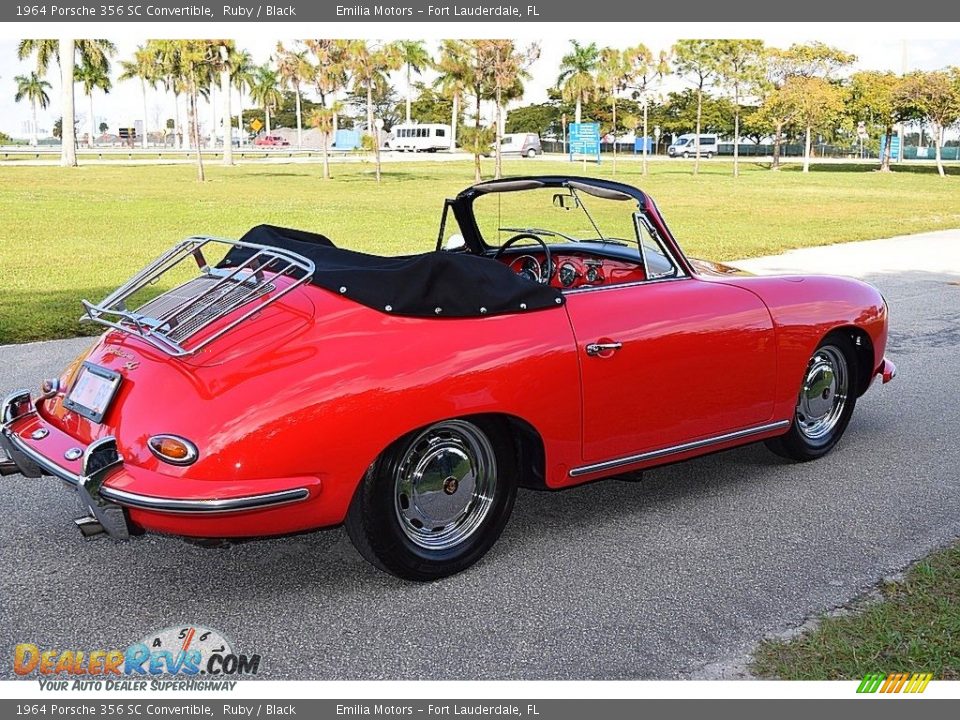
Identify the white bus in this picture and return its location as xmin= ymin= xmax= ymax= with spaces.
xmin=389 ymin=123 xmax=452 ymax=152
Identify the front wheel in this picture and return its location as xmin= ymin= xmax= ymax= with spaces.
xmin=345 ymin=418 xmax=517 ymax=580
xmin=766 ymin=333 xmax=858 ymax=462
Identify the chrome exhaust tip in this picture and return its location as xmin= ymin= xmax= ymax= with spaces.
xmin=74 ymin=515 xmax=105 ymax=539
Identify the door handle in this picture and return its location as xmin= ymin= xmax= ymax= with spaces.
xmin=585 ymin=342 xmax=623 ymax=356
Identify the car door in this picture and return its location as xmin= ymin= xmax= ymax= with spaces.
xmin=563 ymin=276 xmax=777 ymax=466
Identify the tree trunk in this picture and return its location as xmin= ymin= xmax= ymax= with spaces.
xmin=174 ymin=92 xmax=182 ymax=149
xmin=88 ymin=92 xmax=95 ymax=147
xmin=322 ymin=129 xmax=330 ymax=179
xmin=141 ymin=79 xmax=149 ymax=149
xmin=880 ymin=126 xmax=892 ymax=172
xmin=60 ymin=38 xmax=77 ymax=167
xmin=474 ymin=89 xmax=482 ymax=183
xmin=294 ymin=85 xmax=302 ymax=149
xmin=494 ymin=84 xmax=503 ymax=180
xmin=803 ymin=125 xmax=811 ymax=173
xmin=222 ymin=61 xmax=233 ymax=166
xmin=406 ymin=64 xmax=412 ymax=124
xmin=611 ymin=96 xmax=617 ymax=176
xmin=693 ymin=86 xmax=703 ymax=176
xmin=575 ymin=96 xmax=582 ymax=125
xmin=641 ymin=99 xmax=648 ymax=176
xmin=237 ymin=89 xmax=244 ymax=148
xmin=935 ymin=125 xmax=945 ymax=178
xmin=208 ymin=84 xmax=216 ymax=148
xmin=733 ymin=84 xmax=740 ymax=178
xmin=772 ymin=122 xmax=783 ymax=171
xmin=450 ymin=93 xmax=458 ymax=151
xmin=366 ymin=83 xmax=374 ymax=136
xmin=265 ymin=105 xmax=271 ymax=136
xmin=190 ymin=85 xmax=205 ymax=182
xmin=31 ymin=100 xmax=39 ymax=147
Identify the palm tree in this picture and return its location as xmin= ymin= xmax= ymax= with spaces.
xmin=596 ymin=47 xmax=629 ymax=173
xmin=75 ymin=59 xmax=112 ymax=147
xmin=275 ymin=42 xmax=314 ymax=149
xmin=212 ymin=42 xmax=236 ymax=165
xmin=306 ymin=39 xmax=349 ymax=174
xmin=249 ymin=64 xmax=283 ymax=136
xmin=344 ymin=41 xmax=402 ymax=139
xmin=149 ymin=39 xmax=187 ymax=149
xmin=17 ymin=39 xmax=117 ymax=166
xmin=481 ymin=41 xmax=539 ymax=179
xmin=434 ymin=40 xmax=469 ymax=151
xmin=152 ymin=40 xmax=215 ymax=180
xmin=119 ymin=45 xmax=160 ymax=149
xmin=557 ymin=40 xmax=600 ymax=124
xmin=396 ymin=40 xmax=431 ymax=124
xmin=597 ymin=44 xmax=654 ymax=175
xmin=307 ymin=102 xmax=342 ymax=179
xmin=14 ymin=71 xmax=52 ymax=146
xmin=462 ymin=41 xmax=496 ymax=182
xmin=230 ymin=49 xmax=255 ymax=147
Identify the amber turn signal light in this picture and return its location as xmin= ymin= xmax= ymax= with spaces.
xmin=148 ymin=435 xmax=199 ymax=466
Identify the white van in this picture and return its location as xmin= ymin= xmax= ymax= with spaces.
xmin=389 ymin=123 xmax=452 ymax=152
xmin=667 ymin=133 xmax=719 ymax=159
xmin=493 ymin=133 xmax=543 ymax=158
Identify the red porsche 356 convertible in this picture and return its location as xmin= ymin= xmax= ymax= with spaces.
xmin=1 ymin=176 xmax=895 ymax=579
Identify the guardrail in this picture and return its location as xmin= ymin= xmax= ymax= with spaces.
xmin=0 ymin=146 xmax=353 ymax=160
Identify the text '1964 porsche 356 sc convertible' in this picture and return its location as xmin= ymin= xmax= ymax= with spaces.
xmin=0 ymin=176 xmax=896 ymax=580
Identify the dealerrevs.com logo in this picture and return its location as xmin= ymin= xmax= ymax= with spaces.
xmin=14 ymin=625 xmax=261 ymax=691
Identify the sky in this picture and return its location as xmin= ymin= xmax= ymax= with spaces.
xmin=1 ymin=34 xmax=959 ymax=139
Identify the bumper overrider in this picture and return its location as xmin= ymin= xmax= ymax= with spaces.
xmin=0 ymin=389 xmax=312 ymax=540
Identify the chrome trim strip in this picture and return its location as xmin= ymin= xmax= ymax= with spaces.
xmin=99 ymin=486 xmax=310 ymax=514
xmin=568 ymin=420 xmax=791 ymax=477
xmin=1 ymin=425 xmax=308 ymax=515
xmin=563 ymin=275 xmax=691 ymax=296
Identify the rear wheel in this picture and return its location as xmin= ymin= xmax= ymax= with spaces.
xmin=526 ymin=148 xmax=537 ymax=158
xmin=766 ymin=333 xmax=858 ymax=461
xmin=345 ymin=418 xmax=517 ymax=580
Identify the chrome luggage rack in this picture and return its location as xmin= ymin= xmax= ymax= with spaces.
xmin=80 ymin=236 xmax=316 ymax=357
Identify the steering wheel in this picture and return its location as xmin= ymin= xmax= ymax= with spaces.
xmin=494 ymin=233 xmax=553 ymax=285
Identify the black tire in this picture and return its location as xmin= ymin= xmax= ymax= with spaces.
xmin=345 ymin=418 xmax=517 ymax=581
xmin=706 ymin=152 xmax=714 ymax=159
xmin=766 ymin=332 xmax=859 ymax=462
xmin=682 ymin=151 xmax=690 ymax=159
xmin=526 ymin=148 xmax=536 ymax=158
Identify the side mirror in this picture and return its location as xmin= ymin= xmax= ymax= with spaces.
xmin=553 ymin=193 xmax=579 ymax=210
xmin=444 ymin=233 xmax=465 ymax=251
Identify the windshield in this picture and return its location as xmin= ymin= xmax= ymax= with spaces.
xmin=472 ymin=188 xmax=639 ymax=247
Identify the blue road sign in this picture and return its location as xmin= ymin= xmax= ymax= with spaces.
xmin=879 ymin=134 xmax=901 ymax=161
xmin=569 ymin=122 xmax=601 ymax=163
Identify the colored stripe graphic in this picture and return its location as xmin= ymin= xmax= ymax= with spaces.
xmin=857 ymin=672 xmax=886 ymax=693
xmin=857 ymin=672 xmax=932 ymax=694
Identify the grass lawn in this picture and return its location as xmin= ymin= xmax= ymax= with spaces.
xmin=752 ymin=543 xmax=960 ymax=680
xmin=2 ymin=157 xmax=959 ymax=344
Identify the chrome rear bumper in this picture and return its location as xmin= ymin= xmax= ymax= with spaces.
xmin=1 ymin=389 xmax=310 ymax=539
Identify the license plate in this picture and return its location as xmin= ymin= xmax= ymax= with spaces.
xmin=63 ymin=363 xmax=122 ymax=423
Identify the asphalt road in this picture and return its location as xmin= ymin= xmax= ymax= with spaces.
xmin=1 ymin=230 xmax=958 ymax=680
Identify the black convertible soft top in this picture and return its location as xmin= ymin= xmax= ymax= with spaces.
xmin=222 ymin=224 xmax=563 ymax=319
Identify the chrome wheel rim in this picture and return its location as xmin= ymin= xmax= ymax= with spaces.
xmin=796 ymin=345 xmax=848 ymax=442
xmin=394 ymin=420 xmax=497 ymax=550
